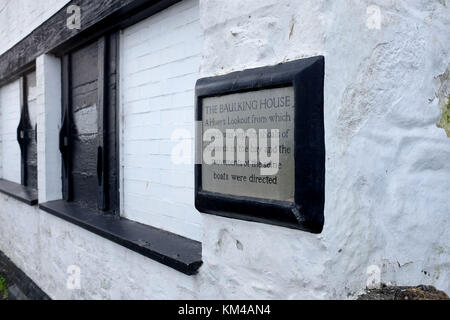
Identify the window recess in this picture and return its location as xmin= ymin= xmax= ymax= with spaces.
xmin=0 ymin=69 xmax=38 ymax=205
xmin=37 ymin=1 xmax=202 ymax=275
xmin=59 ymin=34 xmax=119 ymax=214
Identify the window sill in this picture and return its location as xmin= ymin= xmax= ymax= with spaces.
xmin=0 ymin=179 xmax=38 ymax=206
xmin=39 ymin=200 xmax=202 ymax=275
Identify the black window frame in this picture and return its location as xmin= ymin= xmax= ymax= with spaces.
xmin=195 ymin=56 xmax=325 ymax=234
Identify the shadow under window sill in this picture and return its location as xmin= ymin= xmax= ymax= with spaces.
xmin=0 ymin=179 xmax=38 ymax=206
xmin=39 ymin=200 xmax=203 ymax=276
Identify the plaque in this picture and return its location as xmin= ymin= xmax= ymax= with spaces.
xmin=202 ymin=87 xmax=295 ymax=202
xmin=195 ymin=56 xmax=325 ymax=233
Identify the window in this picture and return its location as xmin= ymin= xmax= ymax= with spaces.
xmin=0 ymin=69 xmax=38 ymax=205
xmin=0 ymin=80 xmax=21 ymax=184
xmin=36 ymin=1 xmax=202 ymax=275
xmin=60 ymin=35 xmax=119 ymax=213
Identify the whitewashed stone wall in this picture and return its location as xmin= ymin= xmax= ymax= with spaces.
xmin=0 ymin=79 xmax=21 ymax=183
xmin=0 ymin=0 xmax=448 ymax=300
xmin=0 ymin=0 xmax=70 ymax=55
xmin=0 ymin=195 xmax=199 ymax=300
xmin=199 ymin=0 xmax=450 ymax=298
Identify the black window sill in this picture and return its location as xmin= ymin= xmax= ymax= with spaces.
xmin=39 ymin=200 xmax=202 ymax=275
xmin=0 ymin=179 xmax=38 ymax=206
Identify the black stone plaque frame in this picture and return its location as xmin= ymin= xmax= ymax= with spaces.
xmin=195 ymin=56 xmax=325 ymax=233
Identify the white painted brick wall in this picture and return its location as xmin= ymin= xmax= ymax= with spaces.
xmin=36 ymin=54 xmax=62 ymax=203
xmin=0 ymin=0 xmax=70 ymax=55
xmin=0 ymin=79 xmax=21 ymax=183
xmin=121 ymin=0 xmax=202 ymax=241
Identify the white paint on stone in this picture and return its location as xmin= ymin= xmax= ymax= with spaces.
xmin=0 ymin=0 xmax=70 ymax=55
xmin=0 ymin=195 xmax=199 ymax=300
xmin=199 ymin=0 xmax=450 ymax=298
xmin=0 ymin=0 xmax=448 ymax=299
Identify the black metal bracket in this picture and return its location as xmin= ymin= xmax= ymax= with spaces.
xmin=59 ymin=107 xmax=72 ymax=201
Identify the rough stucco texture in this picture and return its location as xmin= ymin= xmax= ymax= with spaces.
xmin=0 ymin=0 xmax=448 ymax=300
xmin=198 ymin=0 xmax=450 ymax=298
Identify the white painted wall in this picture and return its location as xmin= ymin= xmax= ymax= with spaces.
xmin=121 ymin=0 xmax=202 ymax=241
xmin=36 ymin=54 xmax=62 ymax=203
xmin=0 ymin=79 xmax=21 ymax=183
xmin=198 ymin=0 xmax=450 ymax=298
xmin=0 ymin=0 xmax=448 ymax=300
xmin=0 ymin=0 xmax=70 ymax=55
xmin=0 ymin=195 xmax=200 ymax=300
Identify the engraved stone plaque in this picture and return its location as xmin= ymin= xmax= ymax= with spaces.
xmin=201 ymin=87 xmax=295 ymax=202
xmin=195 ymin=56 xmax=325 ymax=233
